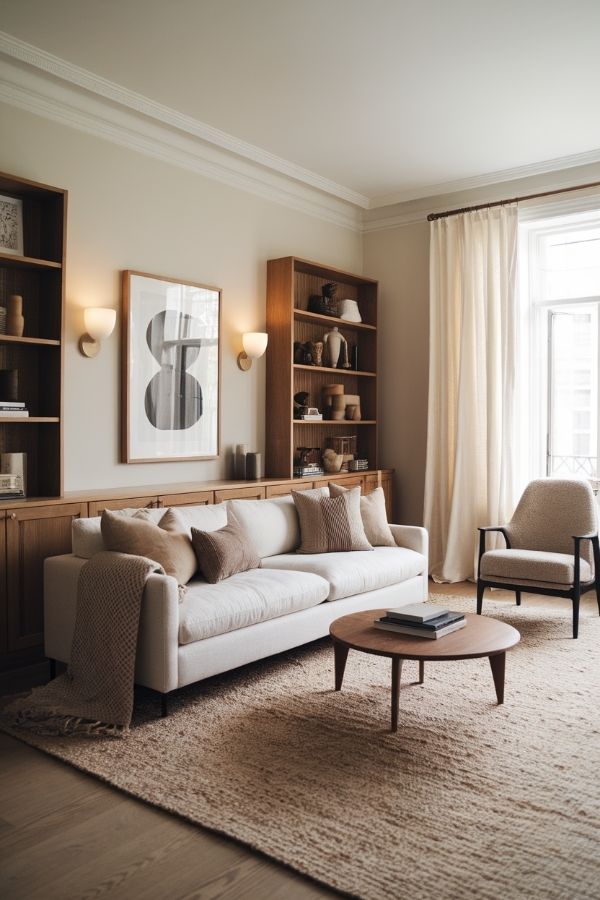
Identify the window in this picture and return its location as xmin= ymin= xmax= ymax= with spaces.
xmin=519 ymin=209 xmax=600 ymax=485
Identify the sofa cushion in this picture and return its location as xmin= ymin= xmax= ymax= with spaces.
xmin=71 ymin=503 xmax=227 ymax=559
xmin=481 ymin=549 xmax=592 ymax=586
xmin=178 ymin=568 xmax=330 ymax=644
xmin=292 ymin=486 xmax=372 ymax=554
xmin=101 ymin=507 xmax=197 ymax=585
xmin=261 ymin=546 xmax=427 ymax=601
xmin=329 ymin=484 xmax=395 ymax=547
xmin=191 ymin=514 xmax=260 ymax=583
xmin=227 ymin=494 xmax=316 ymax=558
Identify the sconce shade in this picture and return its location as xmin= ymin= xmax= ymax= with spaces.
xmin=84 ymin=307 xmax=116 ymax=341
xmin=238 ymin=331 xmax=268 ymax=370
xmin=242 ymin=332 xmax=268 ymax=359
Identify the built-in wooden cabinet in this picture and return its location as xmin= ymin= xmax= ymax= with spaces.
xmin=88 ymin=496 xmax=158 ymax=517
xmin=265 ymin=257 xmax=378 ymax=480
xmin=0 ymin=172 xmax=66 ymax=499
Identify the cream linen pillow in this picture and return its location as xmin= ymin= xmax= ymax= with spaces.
xmin=292 ymin=486 xmax=372 ymax=554
xmin=329 ymin=484 xmax=396 ymax=547
xmin=101 ymin=507 xmax=197 ymax=585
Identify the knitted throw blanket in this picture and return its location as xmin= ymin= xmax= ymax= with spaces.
xmin=8 ymin=551 xmax=164 ymax=737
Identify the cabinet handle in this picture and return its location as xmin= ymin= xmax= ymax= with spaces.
xmin=11 ymin=512 xmax=16 ymax=519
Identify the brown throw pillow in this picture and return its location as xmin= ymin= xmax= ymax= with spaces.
xmin=292 ymin=486 xmax=373 ymax=554
xmin=329 ymin=484 xmax=396 ymax=547
xmin=101 ymin=507 xmax=197 ymax=585
xmin=191 ymin=514 xmax=260 ymax=583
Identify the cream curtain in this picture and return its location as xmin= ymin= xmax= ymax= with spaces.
xmin=424 ymin=204 xmax=518 ymax=582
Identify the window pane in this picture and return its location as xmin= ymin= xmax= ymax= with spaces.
xmin=539 ymin=227 xmax=600 ymax=301
xmin=549 ymin=308 xmax=598 ymax=478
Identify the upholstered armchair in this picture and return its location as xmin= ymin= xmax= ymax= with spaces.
xmin=477 ymin=479 xmax=600 ymax=638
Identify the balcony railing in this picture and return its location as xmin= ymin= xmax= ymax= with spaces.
xmin=549 ymin=454 xmax=597 ymax=478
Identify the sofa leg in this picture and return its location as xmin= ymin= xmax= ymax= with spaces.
xmin=572 ymin=593 xmax=580 ymax=639
xmin=515 ymin=590 xmax=521 ymax=607
xmin=476 ymin=582 xmax=485 ymax=615
xmin=49 ymin=658 xmax=56 ymax=680
xmin=161 ymin=694 xmax=169 ymax=718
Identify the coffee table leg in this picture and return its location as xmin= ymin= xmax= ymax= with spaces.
xmin=334 ymin=642 xmax=349 ymax=691
xmin=391 ymin=658 xmax=403 ymax=732
xmin=419 ymin=660 xmax=425 ymax=684
xmin=489 ymin=652 xmax=506 ymax=704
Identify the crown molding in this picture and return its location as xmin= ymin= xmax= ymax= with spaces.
xmin=369 ymin=148 xmax=600 ymax=209
xmin=0 ymin=32 xmax=366 ymax=231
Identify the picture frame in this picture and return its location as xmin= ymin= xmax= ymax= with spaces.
xmin=121 ymin=270 xmax=221 ymax=463
xmin=0 ymin=194 xmax=24 ymax=256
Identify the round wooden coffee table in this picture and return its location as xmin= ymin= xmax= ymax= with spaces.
xmin=329 ymin=610 xmax=520 ymax=732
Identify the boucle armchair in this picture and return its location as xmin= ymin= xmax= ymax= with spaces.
xmin=476 ymin=479 xmax=600 ymax=638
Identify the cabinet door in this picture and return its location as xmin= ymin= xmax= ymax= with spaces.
xmin=158 ymin=491 xmax=213 ymax=508
xmin=0 ymin=513 xmax=6 ymax=655
xmin=6 ymin=503 xmax=88 ymax=652
xmin=214 ymin=486 xmax=266 ymax=502
xmin=363 ymin=474 xmax=380 ymax=495
xmin=266 ymin=481 xmax=313 ymax=498
xmin=326 ymin=475 xmax=364 ymax=491
xmin=88 ymin=496 xmax=157 ymax=516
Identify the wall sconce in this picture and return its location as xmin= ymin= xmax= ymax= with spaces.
xmin=237 ymin=331 xmax=268 ymax=371
xmin=79 ymin=307 xmax=117 ymax=358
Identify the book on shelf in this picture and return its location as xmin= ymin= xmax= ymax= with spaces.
xmin=0 ymin=474 xmax=24 ymax=492
xmin=294 ymin=466 xmax=324 ymax=477
xmin=374 ymin=612 xmax=465 ymax=639
xmin=0 ymin=491 xmax=25 ymax=500
xmin=386 ymin=602 xmax=449 ymax=623
xmin=0 ymin=400 xmax=26 ymax=408
xmin=301 ymin=413 xmax=323 ymax=421
xmin=0 ymin=409 xmax=29 ymax=417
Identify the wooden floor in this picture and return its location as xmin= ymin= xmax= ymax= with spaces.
xmin=0 ymin=581 xmax=515 ymax=900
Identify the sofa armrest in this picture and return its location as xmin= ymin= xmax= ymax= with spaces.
xmin=44 ymin=554 xmax=180 ymax=694
xmin=390 ymin=524 xmax=428 ymax=560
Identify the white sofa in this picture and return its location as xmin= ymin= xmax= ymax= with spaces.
xmin=44 ymin=494 xmax=428 ymax=707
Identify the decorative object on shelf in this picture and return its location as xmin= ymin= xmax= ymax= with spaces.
xmin=0 ymin=194 xmax=23 ymax=256
xmin=308 ymin=340 xmax=324 ymax=366
xmin=0 ymin=306 xmax=6 ymax=334
xmin=321 ymin=383 xmax=344 ymax=420
xmin=340 ymin=337 xmax=351 ymax=369
xmin=301 ymin=408 xmax=323 ymax=421
xmin=0 ymin=368 xmax=18 ymax=402
xmin=348 ymin=458 xmax=369 ymax=471
xmin=1 ymin=451 xmax=27 ymax=495
xmin=351 ymin=344 xmax=359 ymax=370
xmin=293 ymin=341 xmax=305 ymax=364
xmin=294 ymin=390 xmax=310 ymax=419
xmin=246 ymin=451 xmax=263 ymax=480
xmin=331 ymin=395 xmax=346 ymax=420
xmin=235 ymin=443 xmax=248 ymax=479
xmin=308 ymin=281 xmax=338 ymax=317
xmin=237 ymin=331 xmax=268 ymax=371
xmin=0 ymin=471 xmax=25 ymax=500
xmin=79 ymin=307 xmax=116 ymax=357
xmin=323 ymin=326 xmax=348 ymax=369
xmin=322 ymin=447 xmax=343 ymax=473
xmin=339 ymin=298 xmax=362 ymax=323
xmin=121 ymin=270 xmax=221 ymax=463
xmin=344 ymin=394 xmax=362 ymax=421
xmin=6 ymin=294 xmax=24 ymax=337
xmin=328 ymin=434 xmax=357 ymax=471
xmin=294 ymin=446 xmax=324 ymax=477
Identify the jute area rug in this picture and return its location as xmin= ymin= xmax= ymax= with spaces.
xmin=3 ymin=590 xmax=600 ymax=900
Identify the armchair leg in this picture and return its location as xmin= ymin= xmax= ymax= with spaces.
xmin=476 ymin=582 xmax=485 ymax=615
xmin=596 ymin=581 xmax=600 ymax=617
xmin=515 ymin=590 xmax=521 ymax=607
xmin=572 ymin=592 xmax=580 ymax=640
xmin=161 ymin=694 xmax=169 ymax=717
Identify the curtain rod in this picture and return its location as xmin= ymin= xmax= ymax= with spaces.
xmin=426 ymin=179 xmax=600 ymax=221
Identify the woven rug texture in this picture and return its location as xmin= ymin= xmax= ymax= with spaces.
xmin=3 ymin=591 xmax=600 ymax=900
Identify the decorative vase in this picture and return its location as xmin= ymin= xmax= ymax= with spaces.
xmin=324 ymin=326 xmax=347 ymax=369
xmin=246 ymin=452 xmax=263 ymax=480
xmin=308 ymin=341 xmax=324 ymax=366
xmin=235 ymin=443 xmax=248 ymax=480
xmin=339 ymin=299 xmax=362 ymax=323
xmin=7 ymin=295 xmax=24 ymax=337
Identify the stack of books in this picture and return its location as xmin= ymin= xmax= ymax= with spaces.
xmin=0 ymin=400 xmax=28 ymax=418
xmin=374 ymin=602 xmax=465 ymax=639
xmin=0 ymin=473 xmax=25 ymax=500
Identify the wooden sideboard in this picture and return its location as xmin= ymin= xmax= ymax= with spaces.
xmin=0 ymin=469 xmax=392 ymax=679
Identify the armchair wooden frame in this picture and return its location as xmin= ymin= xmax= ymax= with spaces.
xmin=476 ymin=527 xmax=600 ymax=639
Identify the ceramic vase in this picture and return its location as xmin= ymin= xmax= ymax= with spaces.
xmin=7 ymin=295 xmax=24 ymax=337
xmin=309 ymin=341 xmax=324 ymax=366
xmin=324 ymin=326 xmax=346 ymax=368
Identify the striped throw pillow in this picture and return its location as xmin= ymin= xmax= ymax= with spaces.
xmin=292 ymin=486 xmax=373 ymax=554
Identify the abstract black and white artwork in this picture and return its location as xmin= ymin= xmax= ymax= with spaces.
xmin=0 ymin=194 xmax=23 ymax=256
xmin=122 ymin=271 xmax=220 ymax=462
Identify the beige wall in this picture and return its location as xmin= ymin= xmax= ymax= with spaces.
xmin=0 ymin=103 xmax=362 ymax=491
xmin=365 ymin=162 xmax=600 ymax=525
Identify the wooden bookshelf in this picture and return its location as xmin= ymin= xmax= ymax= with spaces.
xmin=266 ymin=256 xmax=378 ymax=478
xmin=0 ymin=172 xmax=66 ymax=497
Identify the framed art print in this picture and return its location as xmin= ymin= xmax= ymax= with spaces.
xmin=0 ymin=194 xmax=24 ymax=256
xmin=122 ymin=270 xmax=221 ymax=463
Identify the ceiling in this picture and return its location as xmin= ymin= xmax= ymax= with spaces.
xmin=1 ymin=0 xmax=599 ymax=207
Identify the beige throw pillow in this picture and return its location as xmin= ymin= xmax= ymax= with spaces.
xmin=329 ymin=484 xmax=396 ymax=547
xmin=191 ymin=514 xmax=261 ymax=583
xmin=292 ymin=486 xmax=372 ymax=554
xmin=101 ymin=507 xmax=197 ymax=585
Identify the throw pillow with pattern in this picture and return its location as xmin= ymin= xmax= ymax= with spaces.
xmin=292 ymin=486 xmax=373 ymax=554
